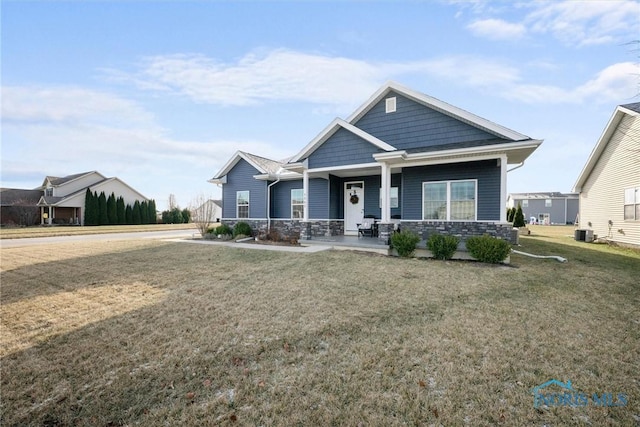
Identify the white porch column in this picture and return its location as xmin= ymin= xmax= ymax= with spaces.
xmin=48 ymin=206 xmax=53 ymax=225
xmin=303 ymin=170 xmax=309 ymax=221
xmin=40 ymin=206 xmax=45 ymax=225
xmin=499 ymin=155 xmax=507 ymax=222
xmin=380 ymin=162 xmax=391 ymax=223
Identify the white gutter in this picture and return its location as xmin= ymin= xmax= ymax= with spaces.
xmin=507 ymin=162 xmax=525 ymax=173
xmin=267 ymin=177 xmax=281 ymax=231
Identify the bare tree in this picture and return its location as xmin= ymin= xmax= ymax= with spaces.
xmin=167 ymin=194 xmax=178 ymax=211
xmin=190 ymin=194 xmax=217 ymax=237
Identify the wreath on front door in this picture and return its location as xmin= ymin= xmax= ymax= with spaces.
xmin=350 ymin=193 xmax=359 ymax=204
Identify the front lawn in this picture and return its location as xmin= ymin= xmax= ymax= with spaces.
xmin=1 ymin=228 xmax=638 ymax=425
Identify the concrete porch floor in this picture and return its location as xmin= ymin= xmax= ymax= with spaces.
xmin=302 ymin=235 xmax=391 ymax=255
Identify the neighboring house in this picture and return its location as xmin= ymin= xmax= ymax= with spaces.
xmin=194 ymin=199 xmax=222 ymax=223
xmin=507 ymin=192 xmax=579 ymax=225
xmin=0 ymin=188 xmax=43 ymax=226
xmin=209 ymin=81 xmax=542 ymax=243
xmin=573 ymin=103 xmax=640 ymax=247
xmin=1 ymin=171 xmax=148 ymax=226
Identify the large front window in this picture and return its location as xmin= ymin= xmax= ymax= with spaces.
xmin=236 ymin=191 xmax=249 ymax=218
xmin=423 ymin=180 xmax=476 ymax=221
xmin=291 ymin=189 xmax=304 ymax=219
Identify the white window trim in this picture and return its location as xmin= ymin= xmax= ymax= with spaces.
xmin=522 ymin=199 xmax=528 ymax=207
xmin=624 ymin=186 xmax=640 ymax=221
xmin=379 ymin=187 xmax=399 ymax=209
xmin=236 ymin=190 xmax=249 ymax=219
xmin=545 ymin=199 xmax=552 ymax=207
xmin=291 ymin=188 xmax=304 ymax=219
xmin=422 ymin=179 xmax=478 ymax=221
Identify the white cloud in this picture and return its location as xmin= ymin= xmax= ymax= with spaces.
xmin=462 ymin=0 xmax=640 ymax=47
xmin=525 ymin=0 xmax=640 ymax=46
xmin=467 ymin=18 xmax=526 ymax=41
xmin=103 ymin=49 xmax=383 ymax=109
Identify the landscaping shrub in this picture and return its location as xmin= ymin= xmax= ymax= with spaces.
xmin=466 ymin=234 xmax=511 ymax=263
xmin=215 ymin=224 xmax=233 ymax=236
xmin=427 ymin=234 xmax=460 ymax=260
xmin=513 ymin=203 xmax=526 ymax=227
xmin=391 ymin=230 xmax=421 ymax=258
xmin=233 ymin=222 xmax=253 ymax=237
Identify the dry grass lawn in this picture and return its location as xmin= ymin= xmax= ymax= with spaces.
xmin=0 ymin=223 xmax=197 ymax=240
xmin=1 ymin=226 xmax=638 ymax=425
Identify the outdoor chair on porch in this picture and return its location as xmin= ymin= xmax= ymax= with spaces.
xmin=358 ymin=215 xmax=378 ymax=238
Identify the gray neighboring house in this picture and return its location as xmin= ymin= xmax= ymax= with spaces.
xmin=573 ymin=103 xmax=640 ymax=246
xmin=507 ymin=192 xmax=579 ymax=225
xmin=209 ymin=81 xmax=543 ymax=244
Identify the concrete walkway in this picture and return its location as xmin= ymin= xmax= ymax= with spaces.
xmin=166 ymin=238 xmax=332 ymax=253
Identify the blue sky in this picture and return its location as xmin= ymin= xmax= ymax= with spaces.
xmin=2 ymin=0 xmax=639 ymax=209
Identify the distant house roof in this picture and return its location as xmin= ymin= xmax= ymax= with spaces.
xmin=210 ymin=199 xmax=222 ymax=208
xmin=0 ymin=188 xmax=43 ymax=206
xmin=509 ymin=192 xmax=578 ymax=200
xmin=574 ymin=104 xmax=640 ymax=192
xmin=42 ymin=171 xmax=102 ymax=188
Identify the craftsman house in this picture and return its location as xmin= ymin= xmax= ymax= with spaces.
xmin=573 ymin=103 xmax=640 ymax=247
xmin=209 ymin=82 xmax=543 ymax=243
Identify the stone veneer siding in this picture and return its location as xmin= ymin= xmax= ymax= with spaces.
xmin=399 ymin=221 xmax=515 ymax=243
xmin=222 ymin=219 xmax=314 ymax=240
xmin=300 ymin=220 xmax=345 ymax=240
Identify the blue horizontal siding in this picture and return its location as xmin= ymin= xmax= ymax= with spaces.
xmin=271 ymin=180 xmax=303 ymax=218
xmin=401 ymin=160 xmax=500 ymax=220
xmin=309 ymin=178 xmax=329 ymax=218
xmin=354 ymin=92 xmax=500 ymax=152
xmin=221 ymin=159 xmax=267 ymax=218
xmin=308 ymin=127 xmax=382 ymax=168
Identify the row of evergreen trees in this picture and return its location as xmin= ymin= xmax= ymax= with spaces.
xmin=84 ymin=189 xmax=157 ymax=226
xmin=506 ymin=204 xmax=526 ymax=227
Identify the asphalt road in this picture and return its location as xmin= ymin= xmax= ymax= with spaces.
xmin=0 ymin=229 xmax=199 ymax=249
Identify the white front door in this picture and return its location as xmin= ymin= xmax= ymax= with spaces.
xmin=345 ymin=181 xmax=364 ymax=235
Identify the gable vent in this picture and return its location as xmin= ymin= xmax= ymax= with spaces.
xmin=385 ymin=97 xmax=396 ymax=113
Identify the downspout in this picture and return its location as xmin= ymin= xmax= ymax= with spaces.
xmin=267 ymin=176 xmax=281 ymax=232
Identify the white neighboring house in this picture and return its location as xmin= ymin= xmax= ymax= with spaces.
xmin=573 ymin=103 xmax=640 ymax=247
xmin=194 ymin=199 xmax=222 ymax=224
xmin=36 ymin=171 xmax=148 ymax=225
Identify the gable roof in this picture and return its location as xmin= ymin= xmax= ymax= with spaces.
xmin=289 ymin=118 xmax=396 ymax=163
xmin=347 ymin=81 xmax=531 ymax=142
xmin=573 ymin=104 xmax=640 ymax=192
xmin=41 ymin=171 xmax=103 ymax=188
xmin=209 ymin=151 xmax=284 ymax=181
xmin=0 ymin=188 xmax=43 ymax=206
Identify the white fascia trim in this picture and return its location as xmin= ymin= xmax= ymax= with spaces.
xmin=573 ymin=106 xmax=635 ymax=192
xmin=307 ymin=162 xmax=381 ymax=174
xmin=211 ymin=151 xmax=268 ymax=181
xmin=208 ymin=175 xmax=227 ymax=185
xmin=253 ymin=172 xmax=302 ymax=181
xmin=347 ymin=81 xmax=530 ymax=141
xmin=289 ymin=119 xmax=395 ymax=163
xmin=374 ymin=140 xmax=542 ymax=166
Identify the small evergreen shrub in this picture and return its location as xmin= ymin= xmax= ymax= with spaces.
xmin=215 ymin=224 xmax=233 ymax=236
xmin=466 ymin=234 xmax=511 ymax=263
xmin=427 ymin=234 xmax=460 ymax=260
xmin=513 ymin=204 xmax=526 ymax=227
xmin=391 ymin=230 xmax=421 ymax=258
xmin=233 ymin=222 xmax=253 ymax=237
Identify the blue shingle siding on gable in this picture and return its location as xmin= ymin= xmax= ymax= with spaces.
xmin=307 ymin=127 xmax=383 ymax=168
xmin=353 ymin=92 xmax=499 ymax=153
xmin=221 ymin=159 xmax=267 ymax=218
xmin=401 ymin=160 xmax=500 ymax=220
